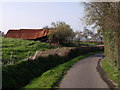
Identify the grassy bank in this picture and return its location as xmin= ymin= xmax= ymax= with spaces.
xmin=3 ymin=48 xmax=103 ymax=88
xmin=102 ymin=59 xmax=120 ymax=87
xmin=24 ymin=52 xmax=101 ymax=88
xmin=2 ymin=37 xmax=52 ymax=65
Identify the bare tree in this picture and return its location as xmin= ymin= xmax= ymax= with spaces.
xmin=42 ymin=25 xmax=50 ymax=29
xmin=74 ymin=31 xmax=82 ymax=45
xmin=82 ymin=28 xmax=94 ymax=41
xmin=0 ymin=31 xmax=4 ymax=36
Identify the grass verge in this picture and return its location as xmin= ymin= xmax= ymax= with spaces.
xmin=102 ymin=59 xmax=120 ymax=87
xmin=24 ymin=51 xmax=102 ymax=88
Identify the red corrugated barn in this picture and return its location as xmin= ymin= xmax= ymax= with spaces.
xmin=4 ymin=29 xmax=50 ymax=41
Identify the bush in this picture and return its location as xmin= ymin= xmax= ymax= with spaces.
xmin=48 ymin=21 xmax=75 ymax=46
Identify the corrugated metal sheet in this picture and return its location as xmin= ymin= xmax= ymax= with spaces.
xmin=4 ymin=29 xmax=49 ymax=39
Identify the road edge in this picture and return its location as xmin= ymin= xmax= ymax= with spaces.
xmin=96 ymin=57 xmax=119 ymax=90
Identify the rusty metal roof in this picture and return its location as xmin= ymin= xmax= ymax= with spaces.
xmin=4 ymin=29 xmax=49 ymax=39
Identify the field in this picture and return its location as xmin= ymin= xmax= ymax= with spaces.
xmin=2 ymin=37 xmax=104 ymax=88
xmin=79 ymin=42 xmax=97 ymax=46
xmin=2 ymin=37 xmax=52 ymax=65
xmin=65 ymin=40 xmax=101 ymax=47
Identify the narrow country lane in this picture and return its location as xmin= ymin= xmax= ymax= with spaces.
xmin=59 ymin=54 xmax=110 ymax=88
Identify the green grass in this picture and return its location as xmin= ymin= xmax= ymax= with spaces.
xmin=63 ymin=41 xmax=98 ymax=47
xmin=2 ymin=37 xmax=52 ymax=65
xmin=24 ymin=52 xmax=101 ymax=88
xmin=80 ymin=42 xmax=97 ymax=46
xmin=102 ymin=59 xmax=120 ymax=86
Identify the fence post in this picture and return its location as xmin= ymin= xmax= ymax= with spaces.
xmin=27 ymin=51 xmax=30 ymax=60
xmin=10 ymin=52 xmax=13 ymax=64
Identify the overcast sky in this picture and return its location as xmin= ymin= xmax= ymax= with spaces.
xmin=1 ymin=2 xmax=86 ymax=34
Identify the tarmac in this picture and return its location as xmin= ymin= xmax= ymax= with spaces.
xmin=59 ymin=54 xmax=110 ymax=88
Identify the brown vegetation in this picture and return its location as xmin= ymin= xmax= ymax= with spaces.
xmin=30 ymin=46 xmax=104 ymax=60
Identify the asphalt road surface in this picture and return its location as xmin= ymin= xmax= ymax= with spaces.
xmin=59 ymin=54 xmax=109 ymax=88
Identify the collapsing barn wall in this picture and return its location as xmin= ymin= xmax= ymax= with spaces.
xmin=4 ymin=29 xmax=49 ymax=42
